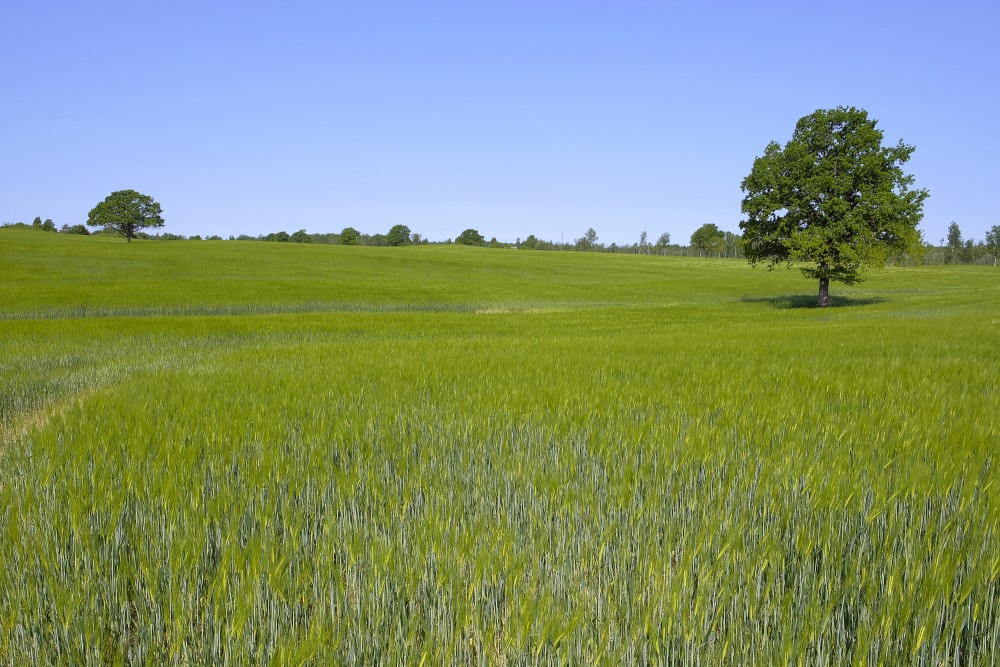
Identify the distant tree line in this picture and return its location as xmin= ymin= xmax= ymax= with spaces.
xmin=921 ymin=222 xmax=1000 ymax=266
xmin=0 ymin=215 xmax=735 ymax=257
xmin=174 ymin=222 xmax=747 ymax=258
xmin=506 ymin=227 xmax=743 ymax=258
xmin=227 ymin=224 xmax=428 ymax=246
xmin=1 ymin=216 xmax=59 ymax=232
xmin=7 ymin=207 xmax=995 ymax=266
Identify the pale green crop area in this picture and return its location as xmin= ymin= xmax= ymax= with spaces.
xmin=1 ymin=229 xmax=998 ymax=665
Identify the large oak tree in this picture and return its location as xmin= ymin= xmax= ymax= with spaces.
xmin=740 ymin=107 xmax=928 ymax=306
xmin=87 ymin=190 xmax=164 ymax=242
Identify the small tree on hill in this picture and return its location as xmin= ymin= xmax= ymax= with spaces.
xmin=32 ymin=217 xmax=56 ymax=232
xmin=86 ymin=190 xmax=164 ymax=242
xmin=740 ymin=106 xmax=928 ymax=306
xmin=691 ymin=224 xmax=725 ymax=256
xmin=387 ymin=224 xmax=412 ymax=246
xmin=456 ymin=229 xmax=485 ymax=246
xmin=341 ymin=227 xmax=360 ymax=245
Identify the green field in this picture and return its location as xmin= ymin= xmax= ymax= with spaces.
xmin=1 ymin=229 xmax=998 ymax=665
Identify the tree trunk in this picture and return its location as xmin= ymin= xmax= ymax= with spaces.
xmin=818 ymin=277 xmax=831 ymax=307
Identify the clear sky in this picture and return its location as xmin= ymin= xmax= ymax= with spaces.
xmin=3 ymin=1 xmax=997 ymax=245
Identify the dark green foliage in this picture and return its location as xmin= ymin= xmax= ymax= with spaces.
xmin=946 ymin=221 xmax=962 ymax=249
xmin=986 ymin=225 xmax=1000 ymax=266
xmin=962 ymin=239 xmax=975 ymax=264
xmin=575 ymin=227 xmax=599 ymax=251
xmin=690 ymin=224 xmax=725 ymax=256
xmin=86 ymin=190 xmax=165 ymax=242
xmin=946 ymin=221 xmax=962 ymax=264
xmin=740 ymin=107 xmax=928 ymax=301
xmin=59 ymin=224 xmax=90 ymax=235
xmin=290 ymin=229 xmax=313 ymax=243
xmin=387 ymin=224 xmax=412 ymax=246
xmin=7 ymin=217 xmax=58 ymax=232
xmin=455 ymin=228 xmax=485 ymax=246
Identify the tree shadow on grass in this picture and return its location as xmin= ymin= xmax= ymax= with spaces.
xmin=741 ymin=294 xmax=886 ymax=309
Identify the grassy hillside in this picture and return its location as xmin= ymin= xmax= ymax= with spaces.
xmin=2 ymin=228 xmax=986 ymax=315
xmin=1 ymin=229 xmax=998 ymax=664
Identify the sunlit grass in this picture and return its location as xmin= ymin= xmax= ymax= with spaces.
xmin=1 ymin=229 xmax=998 ymax=664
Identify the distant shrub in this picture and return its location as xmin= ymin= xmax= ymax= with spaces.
xmin=60 ymin=224 xmax=91 ymax=235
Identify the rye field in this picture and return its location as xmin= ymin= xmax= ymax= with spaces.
xmin=1 ymin=229 xmax=998 ymax=665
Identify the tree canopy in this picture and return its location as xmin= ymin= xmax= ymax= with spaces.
xmin=86 ymin=190 xmax=164 ymax=242
xmin=290 ymin=229 xmax=313 ymax=243
xmin=690 ymin=224 xmax=725 ymax=256
xmin=340 ymin=227 xmax=360 ymax=245
xmin=455 ymin=229 xmax=485 ymax=246
xmin=740 ymin=106 xmax=928 ymax=306
xmin=575 ymin=228 xmax=599 ymax=251
xmin=387 ymin=224 xmax=412 ymax=246
xmin=32 ymin=217 xmax=56 ymax=232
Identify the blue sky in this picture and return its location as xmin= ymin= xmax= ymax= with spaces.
xmin=3 ymin=1 xmax=997 ymax=245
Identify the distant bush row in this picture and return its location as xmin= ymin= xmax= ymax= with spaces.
xmin=1 ymin=217 xmax=89 ymax=235
xmin=6 ymin=217 xmax=997 ymax=264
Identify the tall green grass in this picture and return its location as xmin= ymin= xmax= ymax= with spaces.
xmin=1 ymin=229 xmax=998 ymax=664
